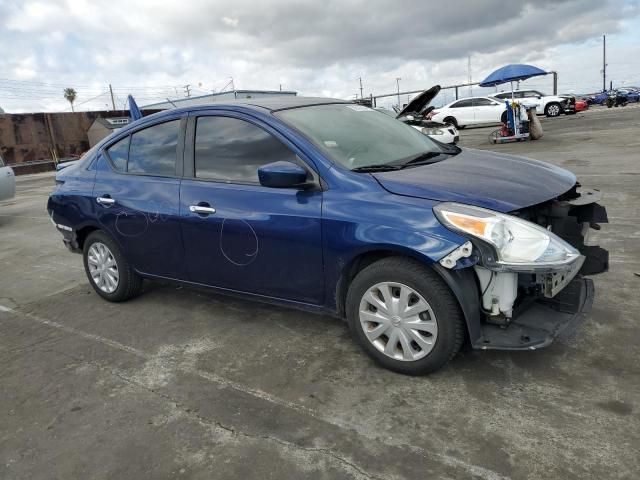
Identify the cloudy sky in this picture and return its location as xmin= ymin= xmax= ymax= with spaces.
xmin=1 ymin=0 xmax=639 ymax=113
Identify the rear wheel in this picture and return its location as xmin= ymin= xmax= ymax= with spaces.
xmin=83 ymin=230 xmax=142 ymax=302
xmin=346 ymin=257 xmax=465 ymax=375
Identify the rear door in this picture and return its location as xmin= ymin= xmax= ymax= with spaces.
xmin=93 ymin=116 xmax=187 ymax=279
xmin=178 ymin=111 xmax=324 ymax=304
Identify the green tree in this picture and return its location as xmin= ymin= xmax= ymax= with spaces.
xmin=64 ymin=88 xmax=77 ymax=112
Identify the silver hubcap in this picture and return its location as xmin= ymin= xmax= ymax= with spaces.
xmin=359 ymin=282 xmax=438 ymax=361
xmin=548 ymin=105 xmax=560 ymax=116
xmin=87 ymin=242 xmax=119 ymax=293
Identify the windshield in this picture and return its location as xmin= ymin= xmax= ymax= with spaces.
xmin=276 ymin=104 xmax=442 ymax=170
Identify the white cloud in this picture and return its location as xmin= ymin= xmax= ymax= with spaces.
xmin=0 ymin=0 xmax=638 ymax=112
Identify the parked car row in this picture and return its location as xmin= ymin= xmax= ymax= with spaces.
xmin=586 ymin=88 xmax=640 ymax=105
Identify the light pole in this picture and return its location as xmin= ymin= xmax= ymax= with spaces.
xmin=396 ymin=77 xmax=401 ymax=108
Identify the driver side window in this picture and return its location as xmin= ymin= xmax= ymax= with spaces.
xmin=194 ymin=116 xmax=300 ymax=184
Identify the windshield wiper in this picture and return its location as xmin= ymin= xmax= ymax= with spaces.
xmin=386 ymin=151 xmax=443 ymax=168
xmin=351 ymin=164 xmax=404 ymax=172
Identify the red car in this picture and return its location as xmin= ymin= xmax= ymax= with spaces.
xmin=575 ymin=98 xmax=588 ymax=112
xmin=561 ymin=95 xmax=589 ymax=114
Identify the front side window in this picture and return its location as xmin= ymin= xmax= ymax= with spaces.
xmin=472 ymin=98 xmax=495 ymax=107
xmin=194 ymin=116 xmax=298 ymax=183
xmin=106 ymin=136 xmax=129 ymax=172
xmin=128 ymin=120 xmax=180 ymax=176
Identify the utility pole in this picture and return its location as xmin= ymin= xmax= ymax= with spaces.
xmin=396 ymin=77 xmax=401 ymax=108
xmin=602 ymin=34 xmax=607 ymax=92
xmin=109 ymin=84 xmax=116 ymax=110
xmin=358 ymin=77 xmax=364 ymax=99
xmin=183 ymin=84 xmax=191 ymax=97
xmin=467 ymin=55 xmax=472 ymax=96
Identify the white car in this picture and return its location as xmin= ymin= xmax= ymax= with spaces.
xmin=429 ymin=96 xmax=508 ymax=128
xmin=493 ymin=89 xmax=568 ymax=117
xmin=0 ymin=153 xmax=16 ymax=202
xmin=379 ymin=85 xmax=459 ymax=144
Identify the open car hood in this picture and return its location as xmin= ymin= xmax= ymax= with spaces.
xmin=373 ymin=148 xmax=577 ymax=212
xmin=396 ymin=85 xmax=441 ymax=118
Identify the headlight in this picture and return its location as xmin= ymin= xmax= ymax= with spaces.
xmin=421 ymin=127 xmax=444 ymax=135
xmin=434 ymin=202 xmax=581 ymax=271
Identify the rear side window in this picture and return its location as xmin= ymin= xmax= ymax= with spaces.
xmin=106 ymin=136 xmax=129 ymax=172
xmin=451 ymin=99 xmax=472 ymax=108
xmin=128 ymin=120 xmax=180 ymax=176
xmin=194 ymin=116 xmax=298 ymax=183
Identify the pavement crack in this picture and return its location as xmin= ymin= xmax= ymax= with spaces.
xmin=8 ymin=308 xmax=509 ymax=480
xmin=47 ymin=349 xmax=385 ymax=480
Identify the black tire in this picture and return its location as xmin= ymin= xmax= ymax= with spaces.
xmin=442 ymin=116 xmax=459 ymax=129
xmin=544 ymin=102 xmax=562 ymax=117
xmin=83 ymin=230 xmax=142 ymax=302
xmin=345 ymin=257 xmax=465 ymax=375
xmin=500 ymin=111 xmax=508 ymax=124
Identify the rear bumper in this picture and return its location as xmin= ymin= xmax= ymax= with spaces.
xmin=472 ymin=276 xmax=594 ymax=350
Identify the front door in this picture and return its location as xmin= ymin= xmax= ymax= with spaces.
xmin=93 ymin=117 xmax=186 ymax=278
xmin=179 ymin=113 xmax=324 ymax=305
xmin=472 ymin=98 xmax=505 ymax=124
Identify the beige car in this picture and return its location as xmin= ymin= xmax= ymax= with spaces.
xmin=0 ymin=153 xmax=16 ymax=201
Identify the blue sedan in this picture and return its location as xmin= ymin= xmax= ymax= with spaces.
xmin=48 ymin=97 xmax=608 ymax=374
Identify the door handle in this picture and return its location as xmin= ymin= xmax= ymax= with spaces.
xmin=189 ymin=205 xmax=216 ymax=215
xmin=96 ymin=196 xmax=115 ymax=206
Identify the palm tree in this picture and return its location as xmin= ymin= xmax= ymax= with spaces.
xmin=64 ymin=88 xmax=77 ymax=112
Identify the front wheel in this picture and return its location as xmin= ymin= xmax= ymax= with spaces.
xmin=83 ymin=230 xmax=142 ymax=302
xmin=442 ymin=116 xmax=459 ymax=129
xmin=346 ymin=257 xmax=465 ymax=375
xmin=544 ymin=102 xmax=562 ymax=117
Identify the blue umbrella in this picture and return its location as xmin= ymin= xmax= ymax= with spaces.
xmin=479 ymin=64 xmax=548 ymax=87
xmin=128 ymin=94 xmax=143 ymax=121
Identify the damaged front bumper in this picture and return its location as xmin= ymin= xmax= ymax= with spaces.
xmin=474 ymin=275 xmax=594 ymax=350
xmin=438 ymin=184 xmax=608 ymax=351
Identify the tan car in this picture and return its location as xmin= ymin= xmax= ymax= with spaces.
xmin=0 ymin=153 xmax=16 ymax=201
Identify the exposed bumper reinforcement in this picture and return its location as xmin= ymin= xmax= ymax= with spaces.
xmin=472 ymin=276 xmax=594 ymax=350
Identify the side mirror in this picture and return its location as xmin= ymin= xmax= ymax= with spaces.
xmin=258 ymin=161 xmax=308 ymax=188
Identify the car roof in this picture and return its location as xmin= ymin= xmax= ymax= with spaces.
xmin=447 ymin=96 xmax=495 ymax=104
xmin=161 ymin=96 xmax=349 ymax=116
xmin=97 ymin=96 xmax=353 ymax=148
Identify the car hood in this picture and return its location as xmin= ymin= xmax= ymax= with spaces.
xmin=372 ymin=148 xmax=576 ymax=212
xmin=396 ymin=85 xmax=441 ymax=117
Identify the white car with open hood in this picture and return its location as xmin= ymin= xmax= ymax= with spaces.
xmin=377 ymin=85 xmax=459 ymax=144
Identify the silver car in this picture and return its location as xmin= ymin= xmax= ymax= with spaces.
xmin=0 ymin=153 xmax=16 ymax=201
